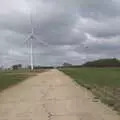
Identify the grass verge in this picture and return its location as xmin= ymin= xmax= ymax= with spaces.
xmin=0 ymin=69 xmax=45 ymax=92
xmin=60 ymin=67 xmax=120 ymax=113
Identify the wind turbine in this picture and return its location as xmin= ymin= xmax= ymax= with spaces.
xmin=25 ymin=14 xmax=34 ymax=70
xmin=25 ymin=14 xmax=48 ymax=71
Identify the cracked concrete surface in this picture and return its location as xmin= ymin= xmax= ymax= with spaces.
xmin=0 ymin=69 xmax=119 ymax=120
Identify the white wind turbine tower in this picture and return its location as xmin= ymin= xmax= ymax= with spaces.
xmin=26 ymin=14 xmax=48 ymax=71
xmin=25 ymin=15 xmax=34 ymax=70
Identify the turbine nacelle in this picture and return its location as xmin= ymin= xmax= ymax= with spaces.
xmin=30 ymin=35 xmax=35 ymax=40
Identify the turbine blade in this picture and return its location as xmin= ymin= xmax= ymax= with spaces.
xmin=33 ymin=36 xmax=49 ymax=46
xmin=24 ymin=35 xmax=31 ymax=45
xmin=30 ymin=12 xmax=34 ymax=35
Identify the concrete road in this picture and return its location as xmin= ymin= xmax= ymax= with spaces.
xmin=0 ymin=69 xmax=119 ymax=120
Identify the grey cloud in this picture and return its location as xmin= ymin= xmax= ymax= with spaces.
xmin=0 ymin=0 xmax=120 ymax=67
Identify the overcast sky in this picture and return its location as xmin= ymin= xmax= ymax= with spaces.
xmin=0 ymin=0 xmax=120 ymax=67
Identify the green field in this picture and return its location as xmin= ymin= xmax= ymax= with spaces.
xmin=61 ymin=67 xmax=120 ymax=113
xmin=0 ymin=69 xmax=41 ymax=92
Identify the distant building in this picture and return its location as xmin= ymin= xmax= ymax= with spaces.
xmin=63 ymin=62 xmax=72 ymax=67
xmin=12 ymin=64 xmax=22 ymax=70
